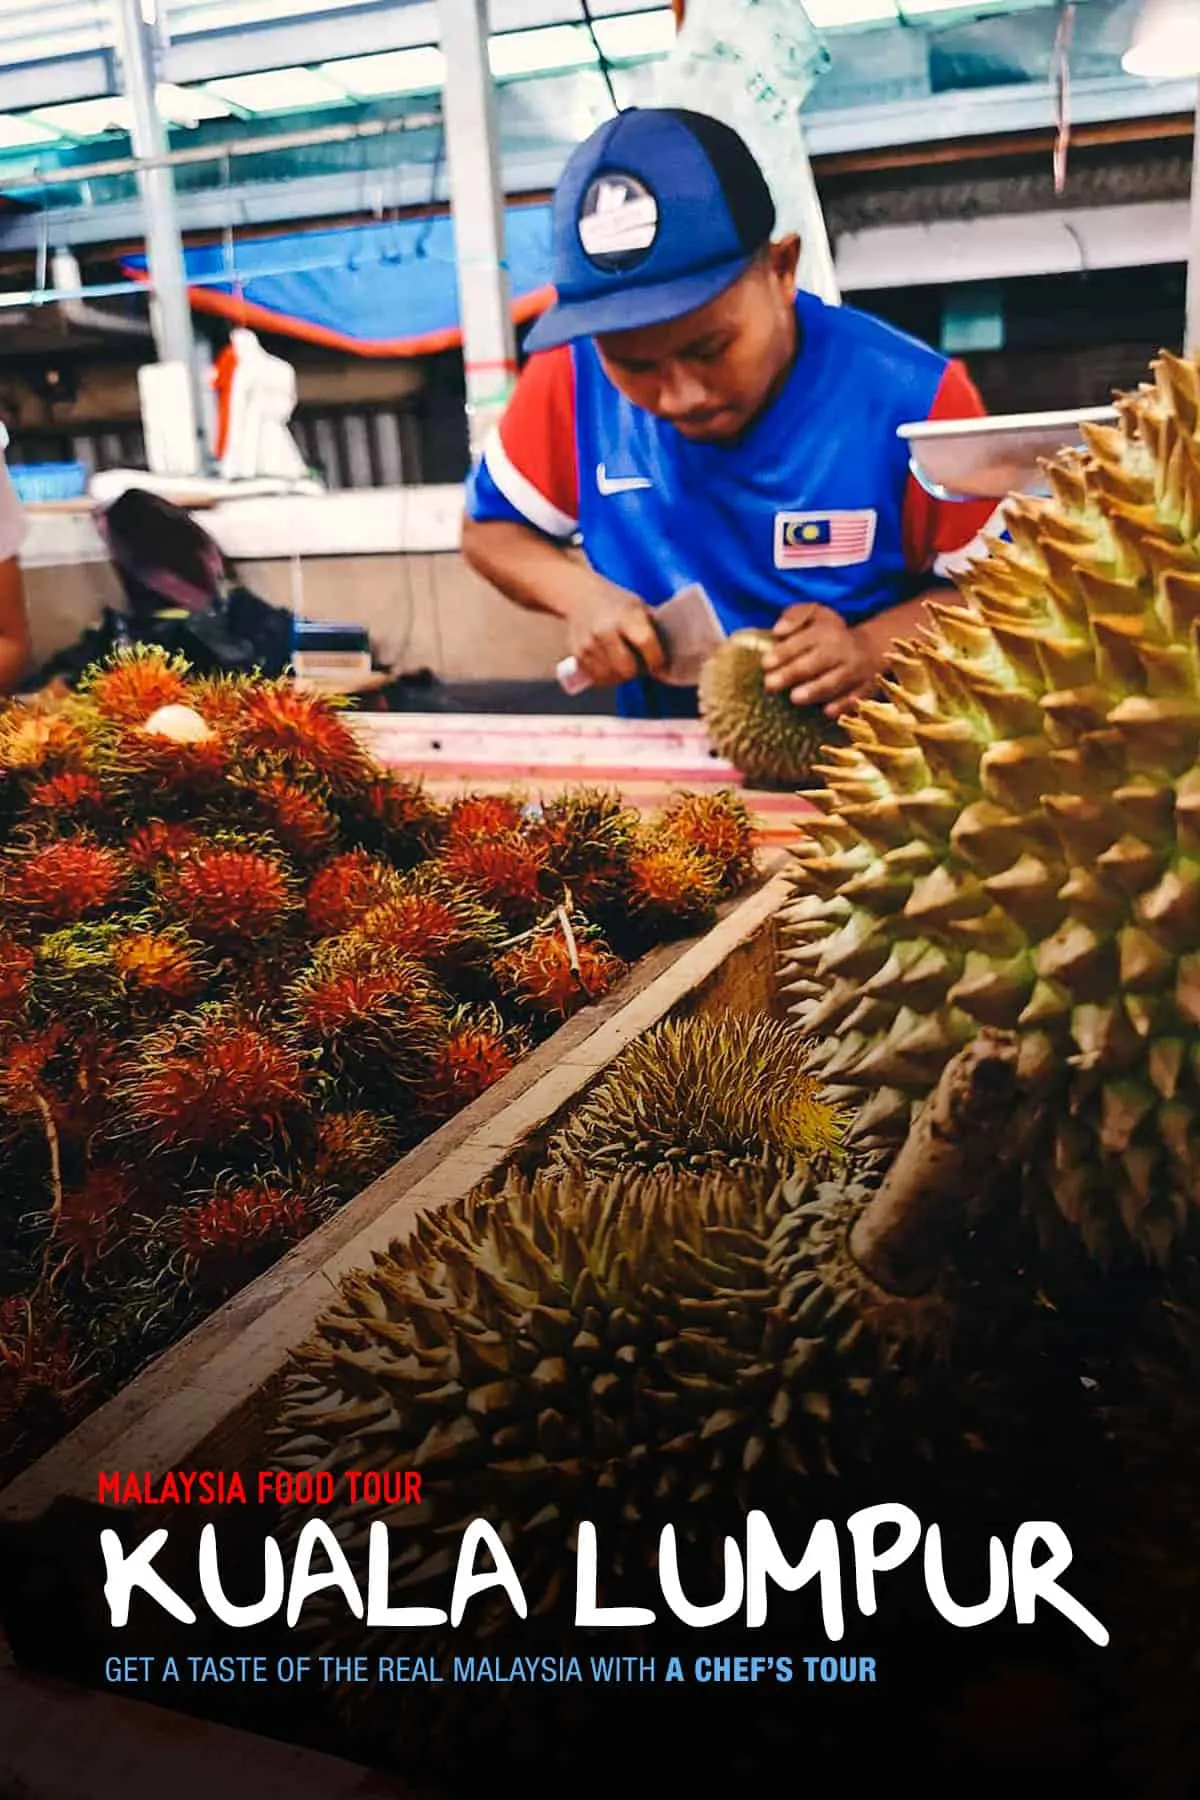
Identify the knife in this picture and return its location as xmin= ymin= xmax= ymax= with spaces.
xmin=556 ymin=582 xmax=726 ymax=694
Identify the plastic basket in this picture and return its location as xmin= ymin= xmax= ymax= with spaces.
xmin=9 ymin=462 xmax=89 ymax=504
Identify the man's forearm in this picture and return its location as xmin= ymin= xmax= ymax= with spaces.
xmin=853 ymin=588 xmax=943 ymax=673
xmin=460 ymin=516 xmax=598 ymax=622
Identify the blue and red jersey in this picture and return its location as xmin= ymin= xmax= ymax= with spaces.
xmin=465 ymin=289 xmax=997 ymax=717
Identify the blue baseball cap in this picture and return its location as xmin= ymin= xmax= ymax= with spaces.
xmin=523 ymin=107 xmax=776 ymax=354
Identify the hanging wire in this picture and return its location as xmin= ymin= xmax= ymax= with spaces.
xmin=579 ymin=0 xmax=619 ymax=114
xmin=1051 ymin=1 xmax=1076 ymax=197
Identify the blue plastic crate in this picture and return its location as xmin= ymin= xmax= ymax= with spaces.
xmin=9 ymin=462 xmax=89 ymax=503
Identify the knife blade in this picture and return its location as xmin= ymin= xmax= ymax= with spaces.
xmin=556 ymin=583 xmax=726 ymax=694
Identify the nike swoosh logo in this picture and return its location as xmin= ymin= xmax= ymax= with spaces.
xmin=596 ymin=462 xmax=652 ymax=495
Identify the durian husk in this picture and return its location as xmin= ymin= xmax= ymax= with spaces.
xmin=777 ymin=349 xmax=1200 ymax=1266
xmin=545 ymin=1012 xmax=846 ymax=1175
xmin=699 ymin=629 xmax=840 ymax=787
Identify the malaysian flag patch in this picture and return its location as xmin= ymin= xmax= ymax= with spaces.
xmin=774 ymin=510 xmax=877 ymax=569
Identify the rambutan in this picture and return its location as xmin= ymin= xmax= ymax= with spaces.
xmin=657 ymin=788 xmax=757 ymax=893
xmin=25 ymin=770 xmax=107 ymax=820
xmin=621 ymin=841 xmax=724 ymax=938
xmin=493 ymin=918 xmax=626 ymax=1020
xmin=169 ymin=1182 xmax=317 ymax=1302
xmin=126 ymin=819 xmax=200 ymax=872
xmin=444 ymin=791 xmax=528 ymax=843
xmin=336 ymin=773 xmax=445 ymax=866
xmin=0 ymin=937 xmax=34 ymax=1020
xmin=49 ymin=1166 xmax=140 ymax=1274
xmin=529 ymin=787 xmax=640 ymax=912
xmin=0 ymin=1294 xmax=94 ymax=1485
xmin=287 ymin=941 xmax=448 ymax=1092
xmin=305 ymin=850 xmax=401 ymax=939
xmin=0 ymin=835 xmax=127 ymax=926
xmin=416 ymin=1005 xmax=528 ymax=1123
xmin=159 ymin=845 xmax=297 ymax=946
xmin=78 ymin=644 xmax=192 ymax=725
xmin=353 ymin=877 xmax=506 ymax=983
xmin=309 ymin=1108 xmax=402 ymax=1194
xmin=438 ymin=832 xmax=550 ymax=926
xmin=0 ymin=1025 xmax=71 ymax=1122
xmin=253 ymin=772 xmax=339 ymax=863
xmin=0 ymin=708 xmax=90 ymax=777
xmin=101 ymin=727 xmax=231 ymax=816
xmin=110 ymin=1009 xmax=309 ymax=1159
xmin=229 ymin=682 xmax=375 ymax=792
xmin=187 ymin=672 xmax=257 ymax=729
xmin=113 ymin=928 xmax=206 ymax=1005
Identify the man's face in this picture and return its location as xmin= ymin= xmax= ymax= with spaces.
xmin=593 ymin=239 xmax=800 ymax=444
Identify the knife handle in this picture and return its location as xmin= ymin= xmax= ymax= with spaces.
xmin=556 ymin=655 xmax=592 ymax=695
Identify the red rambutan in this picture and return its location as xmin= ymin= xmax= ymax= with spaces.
xmin=0 ymin=1295 xmax=94 ymax=1484
xmin=1 ymin=835 xmax=127 ymax=926
xmin=624 ymin=841 xmax=723 ymax=935
xmin=304 ymin=850 xmax=401 ymax=939
xmin=657 ymin=789 xmax=757 ymax=892
xmin=112 ymin=929 xmax=205 ymax=1005
xmin=529 ymin=787 xmax=640 ymax=912
xmin=0 ymin=1024 xmax=71 ymax=1121
xmin=309 ymin=1108 xmax=401 ymax=1193
xmin=0 ymin=709 xmax=90 ymax=777
xmin=416 ymin=1005 xmax=527 ymax=1122
xmin=444 ymin=791 xmax=528 ymax=843
xmin=337 ymin=773 xmax=444 ymax=865
xmin=171 ymin=1182 xmax=315 ymax=1300
xmin=354 ymin=879 xmax=506 ymax=983
xmin=25 ymin=770 xmax=107 ymax=819
xmin=51 ymin=1166 xmax=140 ymax=1274
xmin=159 ymin=845 xmax=297 ymax=946
xmin=287 ymin=941 xmax=447 ymax=1090
xmin=104 ymin=728 xmax=231 ymax=814
xmin=254 ymin=772 xmax=338 ymax=863
xmin=111 ymin=1010 xmax=309 ymax=1157
xmin=79 ymin=645 xmax=192 ymax=725
xmin=0 ymin=936 xmax=34 ymax=1019
xmin=494 ymin=920 xmax=626 ymax=1020
xmin=230 ymin=682 xmax=376 ymax=792
xmin=438 ymin=832 xmax=550 ymax=925
xmin=126 ymin=820 xmax=200 ymax=872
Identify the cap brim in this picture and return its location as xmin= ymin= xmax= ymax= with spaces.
xmin=523 ymin=254 xmax=754 ymax=353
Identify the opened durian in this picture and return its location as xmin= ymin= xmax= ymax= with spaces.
xmin=546 ymin=1011 xmax=846 ymax=1174
xmin=779 ymin=349 xmax=1200 ymax=1266
xmin=698 ymin=629 xmax=838 ymax=786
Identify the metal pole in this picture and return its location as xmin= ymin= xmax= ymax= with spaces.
xmin=112 ymin=0 xmax=203 ymax=467
xmin=437 ymin=0 xmax=517 ymax=459
xmin=1187 ymin=78 xmax=1200 ymax=354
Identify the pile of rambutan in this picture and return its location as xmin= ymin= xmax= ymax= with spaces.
xmin=0 ymin=648 xmax=757 ymax=1483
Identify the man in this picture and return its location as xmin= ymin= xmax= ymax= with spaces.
xmin=462 ymin=107 xmax=997 ymax=722
xmin=0 ymin=426 xmax=31 ymax=693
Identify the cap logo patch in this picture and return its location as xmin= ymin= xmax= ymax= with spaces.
xmin=578 ymin=173 xmax=659 ymax=271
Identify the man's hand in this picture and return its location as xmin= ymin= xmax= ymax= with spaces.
xmin=761 ymin=603 xmax=876 ymax=720
xmin=565 ymin=573 xmax=667 ymax=688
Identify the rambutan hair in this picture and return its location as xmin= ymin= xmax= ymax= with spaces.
xmin=0 ymin=708 xmax=91 ymax=778
xmin=417 ymin=1005 xmax=527 ymax=1122
xmin=444 ymin=791 xmax=528 ymax=844
xmin=335 ymin=773 xmax=445 ymax=866
xmin=229 ymin=682 xmax=376 ymax=792
xmin=622 ymin=840 xmax=724 ymax=937
xmin=253 ymin=772 xmax=339 ymax=864
xmin=25 ymin=770 xmax=107 ymax=820
xmin=493 ymin=919 xmax=626 ymax=1020
xmin=158 ymin=845 xmax=297 ymax=946
xmin=657 ymin=788 xmax=757 ymax=893
xmin=126 ymin=820 xmax=200 ymax=873
xmin=169 ymin=1181 xmax=317 ymax=1301
xmin=0 ymin=1294 xmax=94 ymax=1485
xmin=0 ymin=937 xmax=34 ymax=1020
xmin=529 ymin=787 xmax=640 ymax=912
xmin=304 ymin=850 xmax=402 ymax=939
xmin=0 ymin=834 xmax=127 ymax=927
xmin=438 ymin=832 xmax=550 ymax=925
xmin=77 ymin=644 xmax=192 ymax=725
xmin=353 ymin=877 xmax=506 ymax=983
xmin=112 ymin=928 xmax=206 ymax=1006
xmin=110 ymin=1008 xmax=310 ymax=1159
xmin=308 ymin=1108 xmax=402 ymax=1194
xmin=287 ymin=940 xmax=448 ymax=1091
xmin=49 ymin=1166 xmax=141 ymax=1275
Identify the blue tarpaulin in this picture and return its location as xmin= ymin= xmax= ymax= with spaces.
xmin=123 ymin=203 xmax=555 ymax=356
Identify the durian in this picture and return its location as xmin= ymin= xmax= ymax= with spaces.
xmin=699 ymin=629 xmax=839 ymax=786
xmin=778 ymin=350 xmax=1200 ymax=1265
xmin=546 ymin=1012 xmax=845 ymax=1173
